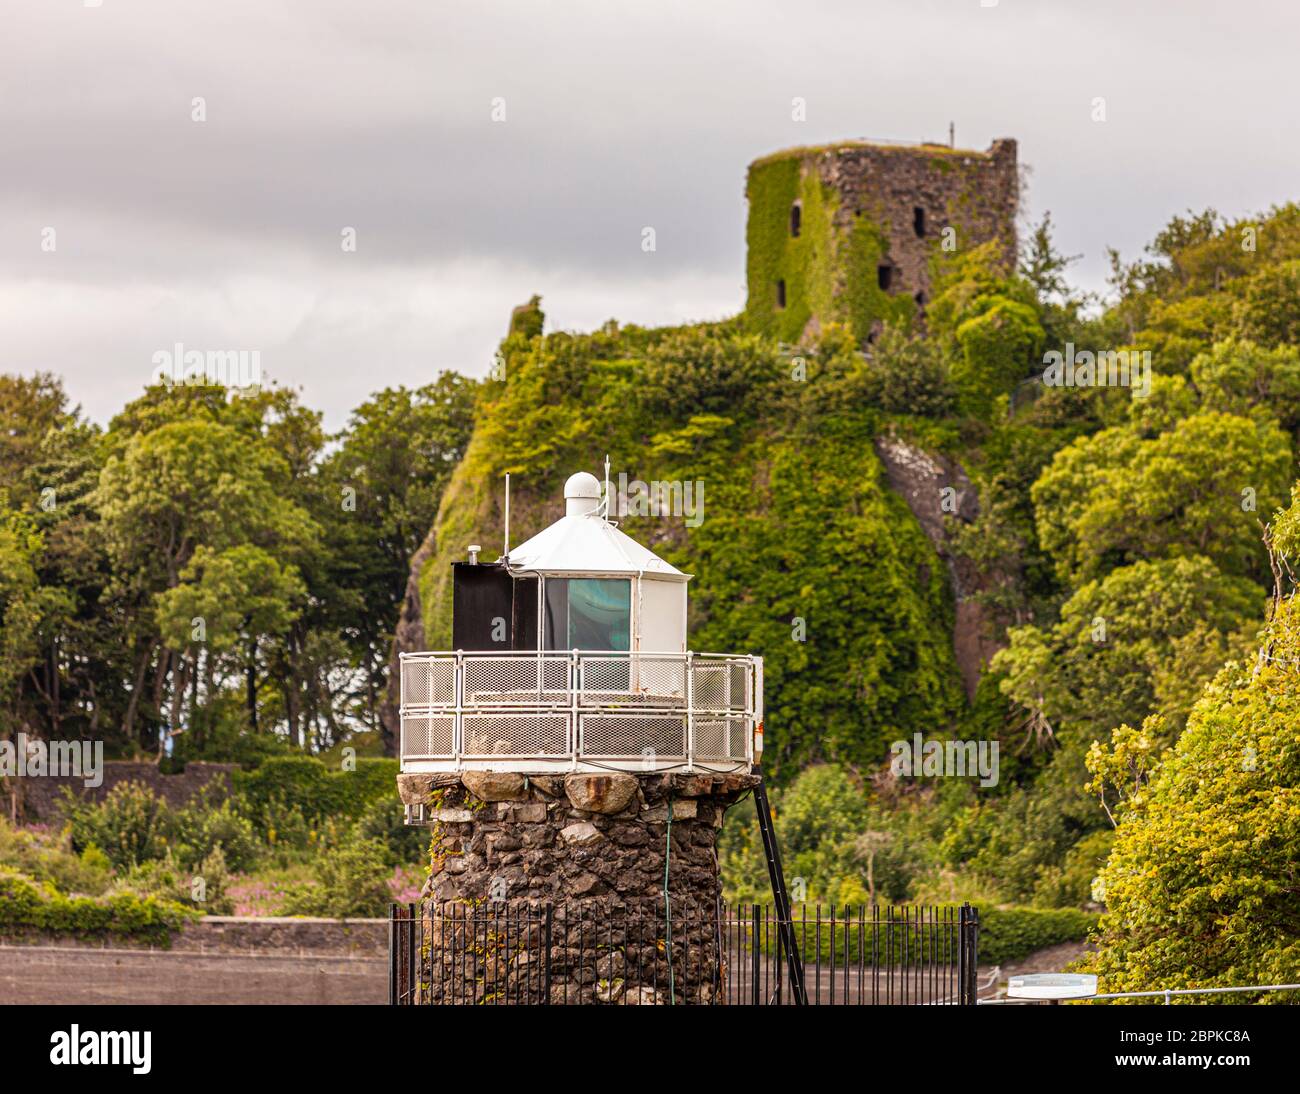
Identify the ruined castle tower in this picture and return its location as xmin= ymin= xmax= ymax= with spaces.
xmin=744 ymin=137 xmax=1018 ymax=345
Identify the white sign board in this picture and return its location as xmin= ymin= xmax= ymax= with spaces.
xmin=1007 ymin=973 xmax=1098 ymax=1000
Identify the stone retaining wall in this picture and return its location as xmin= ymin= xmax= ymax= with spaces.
xmin=13 ymin=760 xmax=237 ymax=823
xmin=0 ymin=915 xmax=387 ymax=956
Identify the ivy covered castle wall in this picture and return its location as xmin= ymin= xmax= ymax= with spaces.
xmin=744 ymin=139 xmax=1018 ymax=345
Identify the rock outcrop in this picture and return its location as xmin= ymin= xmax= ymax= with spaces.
xmin=873 ymin=434 xmax=1005 ymax=699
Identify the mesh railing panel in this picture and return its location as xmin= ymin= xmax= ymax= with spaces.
xmin=691 ymin=660 xmax=749 ymax=712
xmin=579 ymin=656 xmax=687 ymax=704
xmin=403 ymin=715 xmax=456 ymax=758
xmin=579 ymin=714 xmax=687 ymax=759
xmin=693 ymin=716 xmax=749 ymax=762
xmin=402 ymin=657 xmax=456 ymax=706
xmin=461 ymin=714 xmax=569 ymax=757
xmin=399 ymin=653 xmax=757 ymax=767
xmin=463 ymin=657 xmax=570 ymax=705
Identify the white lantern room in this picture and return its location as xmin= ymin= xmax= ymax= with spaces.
xmin=399 ymin=470 xmax=762 ymax=779
xmin=507 ymin=471 xmax=687 ymax=658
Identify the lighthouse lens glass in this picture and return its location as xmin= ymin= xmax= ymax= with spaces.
xmin=544 ymin=578 xmax=631 ymax=652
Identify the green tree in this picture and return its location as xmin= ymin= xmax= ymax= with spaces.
xmin=95 ymin=414 xmax=316 ymax=746
xmin=994 ymin=556 xmax=1261 ymax=744
xmin=1084 ymin=598 xmax=1300 ymax=996
xmin=1032 ymin=412 xmax=1291 ymax=585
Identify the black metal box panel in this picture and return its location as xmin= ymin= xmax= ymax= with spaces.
xmin=451 ymin=564 xmax=539 ymax=651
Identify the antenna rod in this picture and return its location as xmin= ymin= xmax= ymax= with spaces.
xmin=604 ymin=454 xmax=611 ymax=521
xmin=503 ymin=472 xmax=510 ymax=559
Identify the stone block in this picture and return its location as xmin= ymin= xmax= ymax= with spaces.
xmin=529 ymin=776 xmax=565 ymax=798
xmin=498 ymin=802 xmax=547 ymax=823
xmin=462 ymin=771 xmax=529 ymax=802
xmin=564 ymin=773 xmax=638 ymax=814
xmin=426 ymin=808 xmax=475 ymax=823
xmin=642 ymin=799 xmax=697 ymax=823
xmin=559 ymin=821 xmax=605 ymax=846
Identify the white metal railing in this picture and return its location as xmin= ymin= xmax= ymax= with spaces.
xmin=399 ymin=650 xmax=762 ymax=773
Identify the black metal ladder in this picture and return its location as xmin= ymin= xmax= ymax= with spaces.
xmin=753 ymin=766 xmax=808 ymax=1005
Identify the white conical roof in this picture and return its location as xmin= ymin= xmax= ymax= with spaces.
xmin=506 ymin=512 xmax=689 ymax=581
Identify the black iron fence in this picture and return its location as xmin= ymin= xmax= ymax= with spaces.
xmin=390 ymin=900 xmax=979 ymax=1005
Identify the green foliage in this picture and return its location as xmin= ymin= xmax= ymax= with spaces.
xmin=109 ymin=847 xmax=234 ymax=915
xmin=842 ymin=214 xmax=917 ymax=340
xmin=354 ymin=795 xmax=428 ymax=866
xmin=231 ymin=756 xmax=399 ymax=835
xmin=950 ymin=298 xmax=1043 ymax=417
xmin=641 ymin=327 xmax=782 ymax=420
xmin=978 ymin=906 xmax=1099 ymax=965
xmin=62 ymin=781 xmax=263 ymax=873
xmin=1030 ymin=830 xmax=1113 ymax=908
xmin=1032 ymin=412 xmax=1291 ymax=586
xmin=1238 ymin=258 xmax=1300 ymax=347
xmin=0 ymin=865 xmax=196 ymax=945
xmin=864 ymin=324 xmax=957 ymax=416
xmin=721 ymin=764 xmax=932 ymax=905
xmin=0 ymin=817 xmax=113 ymax=897
xmin=1190 ymin=338 xmax=1300 ymax=436
xmin=995 ymin=556 xmax=1262 ymax=742
xmin=1085 ymin=597 xmax=1300 ymax=996
xmin=168 ymin=796 xmax=261 ymax=873
xmin=508 ymin=294 xmax=545 ymax=340
xmin=937 ymin=750 xmax=1105 ymax=904
xmin=743 ymin=155 xmax=833 ymax=343
xmin=744 ymin=902 xmax=1095 ymax=967
xmin=281 ymin=834 xmax=393 ymax=919
xmin=63 ymin=783 xmax=172 ymax=870
xmin=927 ymin=242 xmax=1044 ymax=418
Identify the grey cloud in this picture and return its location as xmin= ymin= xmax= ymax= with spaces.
xmin=2 ymin=0 xmax=1298 ymax=427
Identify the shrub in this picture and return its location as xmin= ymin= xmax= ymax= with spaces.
xmin=743 ymin=904 xmax=1095 ymax=966
xmin=868 ymin=324 xmax=957 ymax=417
xmin=109 ymin=847 xmax=234 ymax=915
xmin=62 ymin=781 xmax=262 ymax=874
xmin=170 ymin=796 xmax=260 ymax=873
xmin=282 ymin=835 xmax=393 ymax=919
xmin=978 ymin=906 xmax=1098 ymax=965
xmin=640 ymin=328 xmax=781 ymax=421
xmin=1030 ymin=830 xmax=1113 ymax=909
xmin=61 ymin=782 xmax=171 ymax=870
xmin=1084 ymin=597 xmax=1300 ymax=996
xmin=231 ymin=756 xmax=399 ymax=835
xmin=0 ymin=817 xmax=112 ymax=896
xmin=0 ymin=866 xmax=195 ymax=945
xmin=355 ymin=796 xmax=427 ymax=866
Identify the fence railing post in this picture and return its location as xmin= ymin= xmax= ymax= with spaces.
xmin=388 ymin=904 xmax=398 ymax=1005
xmin=406 ymin=901 xmax=417 ymax=1005
xmin=543 ymin=905 xmax=553 ymax=1006
xmin=958 ymin=903 xmax=979 ymax=1005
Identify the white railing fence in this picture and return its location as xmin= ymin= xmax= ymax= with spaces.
xmin=399 ymin=650 xmax=761 ymax=773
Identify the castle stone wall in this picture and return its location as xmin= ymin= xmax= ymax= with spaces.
xmin=744 ymin=137 xmax=1018 ymax=344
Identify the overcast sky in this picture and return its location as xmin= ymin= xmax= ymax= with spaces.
xmin=4 ymin=0 xmax=1299 ymax=429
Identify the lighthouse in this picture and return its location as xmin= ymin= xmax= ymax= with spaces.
xmin=395 ymin=470 xmax=764 ymax=1004
xmin=398 ymin=470 xmax=762 ymax=776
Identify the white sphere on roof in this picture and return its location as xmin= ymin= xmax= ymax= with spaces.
xmin=564 ymin=471 xmax=601 ymax=499
xmin=564 ymin=471 xmax=602 ymax=517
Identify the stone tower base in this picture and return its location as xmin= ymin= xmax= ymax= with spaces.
xmin=396 ymin=769 xmax=759 ymax=1004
